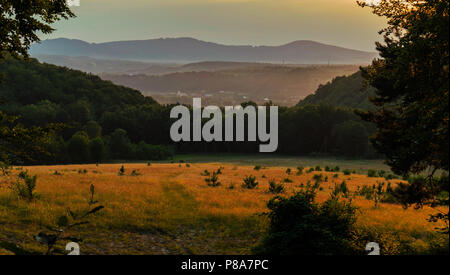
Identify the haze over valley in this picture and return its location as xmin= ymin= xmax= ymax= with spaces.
xmin=33 ymin=38 xmax=366 ymax=106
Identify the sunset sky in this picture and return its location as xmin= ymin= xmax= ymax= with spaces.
xmin=47 ymin=0 xmax=387 ymax=52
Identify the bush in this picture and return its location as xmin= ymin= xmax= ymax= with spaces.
xmin=13 ymin=171 xmax=37 ymax=202
xmin=367 ymin=169 xmax=378 ymax=178
xmin=205 ymin=169 xmax=221 ymax=187
xmin=118 ymin=165 xmax=125 ymax=176
xmin=254 ymin=186 xmax=357 ymax=255
xmin=268 ymin=180 xmax=285 ymax=194
xmin=78 ymin=169 xmax=87 ymax=174
xmin=343 ymin=169 xmax=352 ymax=175
xmin=286 ymin=168 xmax=291 ymax=175
xmin=242 ymin=175 xmax=259 ymax=189
xmin=296 ymin=166 xmax=304 ymax=175
xmin=332 ymin=181 xmax=349 ymax=197
xmin=254 ymin=165 xmax=262 ymax=171
xmin=130 ymin=170 xmax=141 ymax=176
xmin=312 ymin=174 xmax=324 ymax=183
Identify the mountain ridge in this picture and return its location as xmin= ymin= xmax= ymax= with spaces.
xmin=30 ymin=37 xmax=377 ymax=64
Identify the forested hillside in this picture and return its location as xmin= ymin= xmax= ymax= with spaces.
xmin=0 ymin=56 xmax=174 ymax=163
xmin=1 ymin=57 xmax=378 ymax=163
xmin=298 ymin=72 xmax=376 ymax=110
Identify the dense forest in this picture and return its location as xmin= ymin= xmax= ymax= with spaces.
xmin=0 ymin=56 xmax=378 ymax=164
xmin=298 ymin=72 xmax=376 ymax=110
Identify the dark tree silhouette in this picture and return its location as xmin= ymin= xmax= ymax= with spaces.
xmin=357 ymin=0 xmax=449 ymax=232
xmin=0 ymin=0 xmax=74 ymax=61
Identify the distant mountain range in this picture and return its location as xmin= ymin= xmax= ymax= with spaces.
xmin=30 ymin=38 xmax=377 ymax=64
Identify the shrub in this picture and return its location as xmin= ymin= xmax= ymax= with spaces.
xmin=296 ymin=166 xmax=304 ymax=175
xmin=254 ymin=185 xmax=357 ymax=255
xmin=343 ymin=169 xmax=352 ymax=175
xmin=254 ymin=165 xmax=262 ymax=171
xmin=283 ymin=177 xmax=293 ymax=183
xmin=200 ymin=170 xmax=210 ymax=176
xmin=373 ymin=182 xmax=386 ymax=208
xmin=217 ymin=167 xmax=224 ymax=175
xmin=286 ymin=168 xmax=291 ymax=175
xmin=358 ymin=185 xmax=374 ymax=200
xmin=268 ymin=180 xmax=285 ymax=194
xmin=78 ymin=169 xmax=87 ymax=174
xmin=315 ymin=166 xmax=322 ymax=172
xmin=312 ymin=174 xmax=324 ymax=183
xmin=242 ymin=175 xmax=259 ymax=189
xmin=118 ymin=165 xmax=125 ymax=176
xmin=334 ymin=166 xmax=340 ymax=172
xmin=332 ymin=181 xmax=349 ymax=197
xmin=367 ymin=169 xmax=378 ymax=178
xmin=13 ymin=171 xmax=37 ymax=202
xmin=130 ymin=170 xmax=141 ymax=176
xmin=205 ymin=169 xmax=221 ymax=187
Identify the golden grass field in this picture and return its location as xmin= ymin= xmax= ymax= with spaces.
xmin=0 ymin=162 xmax=448 ymax=255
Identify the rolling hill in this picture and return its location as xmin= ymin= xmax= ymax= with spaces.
xmin=100 ymin=65 xmax=361 ymax=106
xmin=297 ymin=72 xmax=376 ymax=110
xmin=30 ymin=38 xmax=378 ymax=64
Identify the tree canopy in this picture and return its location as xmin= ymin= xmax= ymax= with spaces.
xmin=0 ymin=0 xmax=74 ymax=61
xmin=358 ymin=0 xmax=449 ymax=232
xmin=357 ymin=0 xmax=449 ymax=175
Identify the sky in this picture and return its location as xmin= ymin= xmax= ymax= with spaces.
xmin=45 ymin=0 xmax=387 ymax=52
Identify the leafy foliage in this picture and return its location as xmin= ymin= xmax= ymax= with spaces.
xmin=268 ymin=180 xmax=285 ymax=194
xmin=205 ymin=169 xmax=222 ymax=187
xmin=242 ymin=175 xmax=258 ymax=189
xmin=254 ymin=183 xmax=357 ymax=255
xmin=12 ymin=170 xmax=37 ymax=201
xmin=298 ymin=72 xmax=376 ymax=110
xmin=0 ymin=0 xmax=74 ymax=61
xmin=357 ymin=0 xmax=449 ymax=232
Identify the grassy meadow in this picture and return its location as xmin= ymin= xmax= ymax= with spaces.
xmin=0 ymin=157 xmax=448 ymax=255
